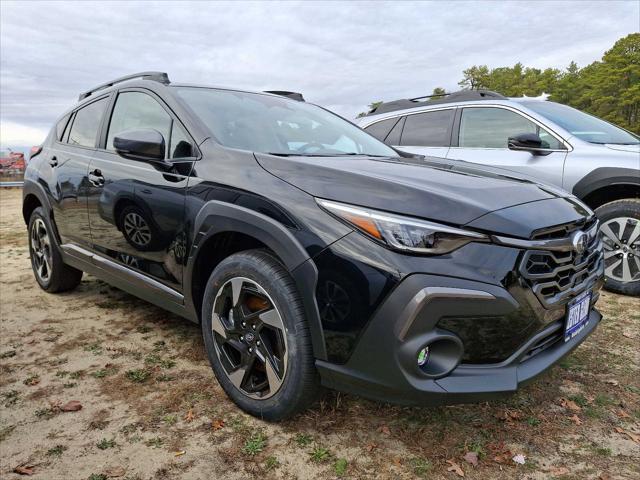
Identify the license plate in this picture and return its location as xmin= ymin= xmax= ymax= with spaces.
xmin=564 ymin=291 xmax=592 ymax=342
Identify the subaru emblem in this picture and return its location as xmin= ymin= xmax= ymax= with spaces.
xmin=571 ymin=231 xmax=588 ymax=254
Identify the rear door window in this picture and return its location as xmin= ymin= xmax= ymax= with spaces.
xmin=400 ymin=109 xmax=454 ymax=147
xmin=67 ymin=98 xmax=107 ymax=148
xmin=55 ymin=114 xmax=71 ymax=141
xmin=364 ymin=117 xmax=399 ymax=142
xmin=67 ymin=98 xmax=108 ymax=148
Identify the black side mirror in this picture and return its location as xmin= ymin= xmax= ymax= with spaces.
xmin=113 ymin=129 xmax=165 ymax=161
xmin=508 ymin=133 xmax=551 ymax=156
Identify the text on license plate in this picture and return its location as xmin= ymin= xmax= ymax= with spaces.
xmin=565 ymin=291 xmax=592 ymax=342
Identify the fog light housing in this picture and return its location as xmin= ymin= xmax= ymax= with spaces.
xmin=417 ymin=346 xmax=430 ymax=366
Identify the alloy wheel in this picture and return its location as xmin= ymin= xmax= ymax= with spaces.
xmin=30 ymin=218 xmax=52 ymax=283
xmin=211 ymin=277 xmax=288 ymax=399
xmin=123 ymin=212 xmax=151 ymax=247
xmin=601 ymin=216 xmax=640 ymax=283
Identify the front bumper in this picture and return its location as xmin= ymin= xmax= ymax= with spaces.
xmin=316 ymin=273 xmax=602 ymax=405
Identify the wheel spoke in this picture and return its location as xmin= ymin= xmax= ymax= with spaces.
xmin=211 ymin=312 xmax=229 ymax=339
xmin=600 ymin=223 xmax=620 ymax=244
xmin=228 ymin=363 xmax=249 ymax=390
xmin=603 ymin=250 xmax=617 ymax=259
xmin=604 ymin=258 xmax=622 ymax=277
xmin=230 ymin=278 xmax=244 ymax=307
xmin=627 ymin=222 xmax=640 ymax=245
xmin=621 ymin=257 xmax=633 ymax=282
xmin=259 ymin=308 xmax=282 ymax=329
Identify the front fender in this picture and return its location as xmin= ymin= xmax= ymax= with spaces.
xmin=573 ymin=167 xmax=640 ymax=200
xmin=186 ymin=200 xmax=328 ymax=360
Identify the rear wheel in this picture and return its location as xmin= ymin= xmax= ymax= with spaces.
xmin=28 ymin=207 xmax=83 ymax=292
xmin=201 ymin=250 xmax=320 ymax=420
xmin=595 ymin=199 xmax=640 ymax=296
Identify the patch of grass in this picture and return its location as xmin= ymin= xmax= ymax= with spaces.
xmin=410 ymin=457 xmax=432 ymax=477
xmin=156 ymin=374 xmax=174 ymax=382
xmin=526 ymin=416 xmax=541 ymax=426
xmin=126 ymin=369 xmax=151 ymax=383
xmin=35 ymin=407 xmax=56 ymax=419
xmin=63 ymin=382 xmax=77 ymax=389
xmin=568 ymin=394 xmax=589 ymax=408
xmin=295 ymin=433 xmax=313 ymax=447
xmin=160 ymin=359 xmax=176 ymax=369
xmin=88 ymin=420 xmax=109 ymax=430
xmin=47 ymin=445 xmax=67 ymax=456
xmin=91 ymin=366 xmax=118 ymax=379
xmin=2 ymin=390 xmax=19 ymax=407
xmin=594 ymin=394 xmax=615 ymax=407
xmin=584 ymin=406 xmax=604 ymax=419
xmin=96 ymin=438 xmax=116 ymax=450
xmin=144 ymin=353 xmax=162 ymax=365
xmin=592 ymin=445 xmax=612 ymax=456
xmin=23 ymin=374 xmax=40 ymax=386
xmin=137 ymin=325 xmax=152 ymax=333
xmin=88 ymin=474 xmax=107 ymax=480
xmin=84 ymin=342 xmax=103 ymax=355
xmin=265 ymin=456 xmax=280 ymax=470
xmin=145 ymin=437 xmax=164 ymax=448
xmin=334 ymin=458 xmax=348 ymax=476
xmin=153 ymin=340 xmax=167 ymax=351
xmin=0 ymin=350 xmax=16 ymax=359
xmin=162 ymin=414 xmax=178 ymax=425
xmin=55 ymin=370 xmax=69 ymax=378
xmin=69 ymin=371 xmax=84 ymax=380
xmin=310 ymin=446 xmax=331 ymax=462
xmin=243 ymin=431 xmax=267 ymax=455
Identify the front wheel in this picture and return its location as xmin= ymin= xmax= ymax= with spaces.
xmin=596 ymin=199 xmax=640 ymax=296
xmin=201 ymin=250 xmax=320 ymax=420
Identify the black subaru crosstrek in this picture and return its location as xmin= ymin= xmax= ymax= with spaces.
xmin=23 ymin=72 xmax=604 ymax=420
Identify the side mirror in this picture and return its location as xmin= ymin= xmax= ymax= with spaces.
xmin=113 ymin=129 xmax=165 ymax=161
xmin=508 ymin=133 xmax=551 ymax=156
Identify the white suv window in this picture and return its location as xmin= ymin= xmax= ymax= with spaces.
xmin=459 ymin=107 xmax=562 ymax=149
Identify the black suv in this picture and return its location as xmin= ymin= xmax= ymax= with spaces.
xmin=24 ymin=72 xmax=605 ymax=420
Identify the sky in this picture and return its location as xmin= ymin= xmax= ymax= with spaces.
xmin=1 ymin=0 xmax=638 ymax=150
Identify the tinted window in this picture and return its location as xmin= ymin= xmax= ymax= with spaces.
xmin=169 ymin=122 xmax=194 ymax=159
xmin=364 ymin=117 xmax=399 ymax=142
xmin=459 ymin=107 xmax=562 ymax=149
xmin=175 ymin=87 xmax=397 ymax=157
xmin=107 ymin=92 xmax=172 ymax=153
xmin=400 ymin=110 xmax=454 ymax=147
xmin=55 ymin=114 xmax=71 ymax=141
xmin=67 ymin=98 xmax=108 ymax=148
xmin=385 ymin=116 xmax=405 ymax=145
xmin=522 ymin=101 xmax=638 ymax=145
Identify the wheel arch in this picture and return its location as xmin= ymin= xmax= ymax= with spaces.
xmin=573 ymin=167 xmax=640 ymax=210
xmin=186 ymin=200 xmax=327 ymax=360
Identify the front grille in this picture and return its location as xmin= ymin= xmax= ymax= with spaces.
xmin=520 ymin=220 xmax=604 ymax=308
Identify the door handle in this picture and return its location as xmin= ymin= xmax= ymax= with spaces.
xmin=88 ymin=169 xmax=105 ymax=187
xmin=49 ymin=156 xmax=58 ymax=167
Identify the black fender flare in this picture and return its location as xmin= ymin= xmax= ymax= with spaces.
xmin=22 ymin=178 xmax=53 ymax=224
xmin=572 ymin=167 xmax=640 ymax=200
xmin=186 ymin=200 xmax=328 ymax=360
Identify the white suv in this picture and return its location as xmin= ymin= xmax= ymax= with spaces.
xmin=356 ymin=90 xmax=640 ymax=295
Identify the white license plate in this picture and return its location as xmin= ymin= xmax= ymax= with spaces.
xmin=564 ymin=291 xmax=592 ymax=342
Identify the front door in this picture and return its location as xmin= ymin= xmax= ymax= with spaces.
xmin=446 ymin=106 xmax=567 ymax=186
xmin=86 ymin=90 xmax=194 ymax=292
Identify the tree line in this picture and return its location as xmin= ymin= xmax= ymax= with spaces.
xmin=363 ymin=33 xmax=639 ymax=135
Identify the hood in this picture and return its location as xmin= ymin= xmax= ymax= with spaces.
xmin=604 ymin=143 xmax=640 ymax=154
xmin=255 ymin=154 xmax=569 ymax=227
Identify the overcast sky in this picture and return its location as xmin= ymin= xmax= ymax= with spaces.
xmin=1 ymin=0 xmax=638 ymax=149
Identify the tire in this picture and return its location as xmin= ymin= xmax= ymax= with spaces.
xmin=201 ymin=249 xmax=320 ymax=421
xmin=595 ymin=199 xmax=640 ymax=296
xmin=28 ymin=207 xmax=83 ymax=293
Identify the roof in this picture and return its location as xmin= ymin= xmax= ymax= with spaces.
xmin=366 ymin=90 xmax=507 ymax=116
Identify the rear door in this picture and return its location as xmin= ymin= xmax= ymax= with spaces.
xmin=446 ymin=106 xmax=567 ymax=186
xmin=87 ymin=89 xmax=195 ymax=293
xmin=43 ymin=96 xmax=110 ymax=248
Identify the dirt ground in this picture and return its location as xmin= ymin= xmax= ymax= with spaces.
xmin=0 ymin=187 xmax=638 ymax=480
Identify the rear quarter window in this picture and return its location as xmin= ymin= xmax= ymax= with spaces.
xmin=67 ymin=97 xmax=109 ymax=148
xmin=364 ymin=117 xmax=399 ymax=142
xmin=400 ymin=109 xmax=454 ymax=147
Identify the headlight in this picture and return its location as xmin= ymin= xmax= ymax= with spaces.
xmin=317 ymin=199 xmax=488 ymax=254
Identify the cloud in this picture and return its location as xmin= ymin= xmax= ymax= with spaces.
xmin=0 ymin=121 xmax=48 ymax=147
xmin=1 ymin=0 xmax=638 ymax=148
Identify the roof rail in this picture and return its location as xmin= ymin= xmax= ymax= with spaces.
xmin=368 ymin=89 xmax=506 ymax=116
xmin=264 ymin=90 xmax=305 ymax=102
xmin=78 ymin=71 xmax=170 ymax=101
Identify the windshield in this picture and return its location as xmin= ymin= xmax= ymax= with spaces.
xmin=522 ymin=101 xmax=639 ymax=145
xmin=175 ymin=87 xmax=397 ymax=156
